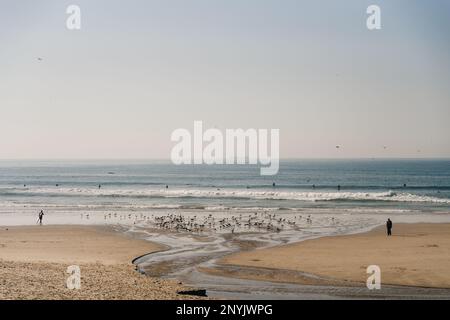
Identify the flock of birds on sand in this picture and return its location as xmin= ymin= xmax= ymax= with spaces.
xmin=80 ymin=211 xmax=339 ymax=234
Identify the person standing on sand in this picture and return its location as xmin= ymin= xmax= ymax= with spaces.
xmin=386 ymin=218 xmax=393 ymax=236
xmin=38 ymin=210 xmax=44 ymax=225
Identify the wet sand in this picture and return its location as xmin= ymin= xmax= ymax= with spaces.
xmin=217 ymin=223 xmax=450 ymax=289
xmin=0 ymin=225 xmax=198 ymax=300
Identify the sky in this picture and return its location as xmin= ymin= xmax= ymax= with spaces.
xmin=0 ymin=0 xmax=449 ymax=159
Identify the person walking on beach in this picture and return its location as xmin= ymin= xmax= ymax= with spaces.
xmin=38 ymin=210 xmax=44 ymax=225
xmin=386 ymin=218 xmax=393 ymax=236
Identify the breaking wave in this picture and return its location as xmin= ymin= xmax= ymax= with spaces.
xmin=1 ymin=187 xmax=449 ymax=204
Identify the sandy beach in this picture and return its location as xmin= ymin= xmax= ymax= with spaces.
xmin=0 ymin=225 xmax=199 ymax=300
xmin=216 ymin=223 xmax=450 ymax=289
xmin=1 ymin=221 xmax=450 ymax=300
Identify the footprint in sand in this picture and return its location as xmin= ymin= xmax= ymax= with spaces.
xmin=423 ymin=244 xmax=439 ymax=248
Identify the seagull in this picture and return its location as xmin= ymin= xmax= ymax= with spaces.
xmin=37 ymin=57 xmax=43 ymax=61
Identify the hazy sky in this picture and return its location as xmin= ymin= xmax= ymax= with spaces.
xmin=1 ymin=0 xmax=449 ymax=159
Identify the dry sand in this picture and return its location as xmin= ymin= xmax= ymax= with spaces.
xmin=0 ymin=225 xmax=198 ymax=300
xmin=219 ymin=223 xmax=450 ymax=289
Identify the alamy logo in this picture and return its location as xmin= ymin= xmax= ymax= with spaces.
xmin=66 ymin=265 xmax=81 ymax=290
xmin=66 ymin=5 xmax=81 ymax=30
xmin=366 ymin=265 xmax=381 ymax=290
xmin=366 ymin=5 xmax=381 ymax=30
xmin=171 ymin=121 xmax=279 ymax=175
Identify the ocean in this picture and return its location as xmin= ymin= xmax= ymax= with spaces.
xmin=0 ymin=159 xmax=449 ymax=217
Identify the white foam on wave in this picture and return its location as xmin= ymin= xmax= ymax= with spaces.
xmin=1 ymin=186 xmax=450 ymax=204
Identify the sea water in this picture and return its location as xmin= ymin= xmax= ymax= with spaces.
xmin=0 ymin=159 xmax=449 ymax=218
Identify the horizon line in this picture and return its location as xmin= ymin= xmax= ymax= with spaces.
xmin=0 ymin=157 xmax=449 ymax=162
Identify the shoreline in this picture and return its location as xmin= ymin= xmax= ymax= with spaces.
xmin=0 ymin=225 xmax=201 ymax=300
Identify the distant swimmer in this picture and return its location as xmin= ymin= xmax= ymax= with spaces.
xmin=166 ymin=185 xmax=169 ymax=189
xmin=403 ymin=183 xmax=407 ymax=187
xmin=337 ymin=185 xmax=341 ymax=191
xmin=272 ymin=182 xmax=276 ymax=187
xmin=37 ymin=210 xmax=44 ymax=225
xmin=386 ymin=218 xmax=393 ymax=236
xmin=98 ymin=184 xmax=101 ymax=189
xmin=56 ymin=184 xmax=59 ymax=187
xmin=312 ymin=184 xmax=315 ymax=189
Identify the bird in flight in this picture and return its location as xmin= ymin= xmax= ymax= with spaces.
xmin=37 ymin=57 xmax=43 ymax=61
